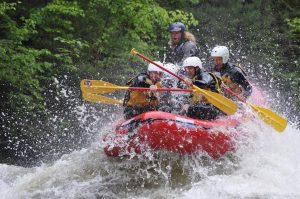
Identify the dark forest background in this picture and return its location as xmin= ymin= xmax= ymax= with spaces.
xmin=0 ymin=0 xmax=299 ymax=166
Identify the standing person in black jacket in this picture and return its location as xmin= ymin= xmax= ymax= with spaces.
xmin=166 ymin=22 xmax=200 ymax=67
xmin=211 ymin=46 xmax=252 ymax=99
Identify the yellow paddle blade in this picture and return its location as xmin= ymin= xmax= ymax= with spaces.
xmin=193 ymin=85 xmax=238 ymax=116
xmin=249 ymin=103 xmax=288 ymax=132
xmin=82 ymin=85 xmax=129 ymax=94
xmin=82 ymin=93 xmax=123 ymax=104
xmin=80 ymin=79 xmax=121 ymax=94
xmin=81 ymin=79 xmax=118 ymax=87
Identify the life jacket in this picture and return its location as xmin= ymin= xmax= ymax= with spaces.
xmin=220 ymin=63 xmax=249 ymax=96
xmin=191 ymin=72 xmax=221 ymax=104
xmin=124 ymin=75 xmax=161 ymax=108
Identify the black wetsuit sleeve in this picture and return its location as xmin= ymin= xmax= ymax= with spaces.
xmin=130 ymin=74 xmax=150 ymax=88
xmin=192 ymin=73 xmax=212 ymax=89
xmin=231 ymin=71 xmax=252 ymax=98
xmin=123 ymin=74 xmax=150 ymax=106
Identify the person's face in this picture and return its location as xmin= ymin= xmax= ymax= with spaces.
xmin=170 ymin=31 xmax=182 ymax=45
xmin=149 ymin=71 xmax=162 ymax=84
xmin=213 ymin=57 xmax=223 ymax=70
xmin=184 ymin=66 xmax=196 ymax=78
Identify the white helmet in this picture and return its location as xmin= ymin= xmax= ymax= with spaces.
xmin=211 ymin=46 xmax=229 ymax=64
xmin=182 ymin=57 xmax=203 ymax=70
xmin=163 ymin=63 xmax=178 ymax=74
xmin=148 ymin=61 xmax=163 ymax=73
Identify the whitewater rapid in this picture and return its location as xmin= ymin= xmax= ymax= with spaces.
xmin=0 ymin=111 xmax=299 ymax=199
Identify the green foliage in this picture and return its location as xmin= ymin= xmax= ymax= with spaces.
xmin=0 ymin=2 xmax=17 ymax=15
xmin=29 ymin=0 xmax=87 ymax=69
xmin=0 ymin=2 xmax=48 ymax=110
xmin=0 ymin=41 xmax=52 ymax=109
xmin=0 ymin=0 xmax=88 ymax=111
xmin=168 ymin=9 xmax=198 ymax=29
xmin=286 ymin=17 xmax=300 ymax=40
xmin=155 ymin=0 xmax=204 ymax=9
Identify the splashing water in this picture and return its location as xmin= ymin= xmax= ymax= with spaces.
xmin=0 ymin=102 xmax=299 ymax=199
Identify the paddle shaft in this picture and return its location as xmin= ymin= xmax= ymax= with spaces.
xmin=130 ymin=87 xmax=192 ymax=92
xmin=132 ymin=49 xmax=218 ymax=93
xmin=222 ymin=85 xmax=246 ymax=102
xmin=132 ymin=51 xmax=205 ymax=95
xmin=132 ymin=49 xmax=185 ymax=82
xmin=86 ymin=85 xmax=193 ymax=92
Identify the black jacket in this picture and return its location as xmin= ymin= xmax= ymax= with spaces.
xmin=192 ymin=71 xmax=222 ymax=93
xmin=123 ymin=72 xmax=159 ymax=106
xmin=217 ymin=63 xmax=252 ymax=98
xmin=126 ymin=72 xmax=151 ymax=87
xmin=166 ymin=40 xmax=200 ymax=66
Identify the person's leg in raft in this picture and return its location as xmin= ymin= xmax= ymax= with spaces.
xmin=187 ymin=103 xmax=222 ymax=120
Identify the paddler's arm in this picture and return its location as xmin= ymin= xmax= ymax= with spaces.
xmin=131 ymin=74 xmax=151 ymax=88
xmin=231 ymin=71 xmax=252 ymax=98
xmin=183 ymin=74 xmax=211 ymax=89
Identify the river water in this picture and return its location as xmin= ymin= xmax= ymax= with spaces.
xmin=0 ymin=106 xmax=299 ymax=199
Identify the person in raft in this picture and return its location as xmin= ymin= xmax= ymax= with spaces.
xmin=158 ymin=63 xmax=185 ymax=114
xmin=123 ymin=61 xmax=163 ymax=119
xmin=211 ymin=46 xmax=252 ymax=99
xmin=165 ymin=22 xmax=200 ymax=67
xmin=181 ymin=56 xmax=223 ymax=120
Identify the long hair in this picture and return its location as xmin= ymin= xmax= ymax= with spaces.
xmin=168 ymin=31 xmax=196 ymax=48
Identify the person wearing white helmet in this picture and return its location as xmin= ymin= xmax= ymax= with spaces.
xmin=182 ymin=57 xmax=221 ymax=93
xmin=158 ymin=63 xmax=182 ymax=113
xmin=166 ymin=22 xmax=200 ymax=66
xmin=123 ymin=61 xmax=163 ymax=119
xmin=181 ymin=56 xmax=223 ymax=120
xmin=147 ymin=62 xmax=164 ymax=86
xmin=211 ymin=46 xmax=252 ymax=99
xmin=161 ymin=63 xmax=179 ymax=87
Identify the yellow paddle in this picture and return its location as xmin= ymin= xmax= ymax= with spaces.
xmin=80 ymin=79 xmax=122 ymax=94
xmin=80 ymin=79 xmax=195 ymax=94
xmin=130 ymin=48 xmax=238 ymax=116
xmin=82 ymin=92 xmax=123 ymax=104
xmin=250 ymin=104 xmax=287 ymax=132
xmin=222 ymin=86 xmax=287 ymax=132
xmin=80 ymin=79 xmax=196 ymax=105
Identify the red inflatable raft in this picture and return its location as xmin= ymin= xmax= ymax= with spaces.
xmin=103 ymin=111 xmax=246 ymax=158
